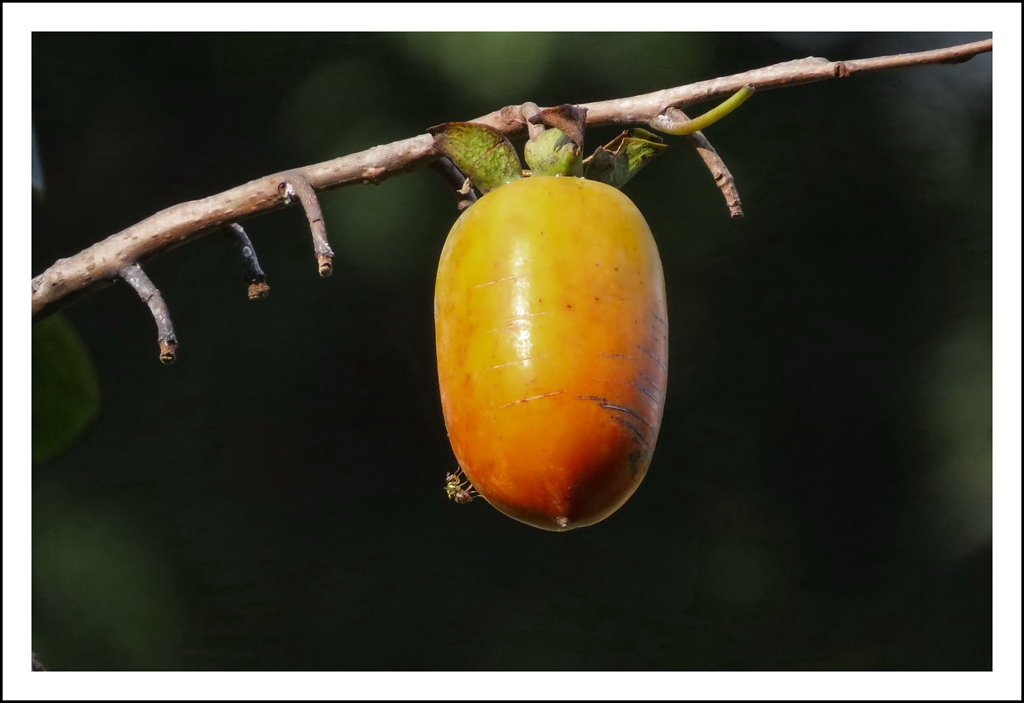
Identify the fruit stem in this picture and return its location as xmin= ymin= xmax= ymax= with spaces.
xmin=652 ymin=85 xmax=755 ymax=136
xmin=520 ymin=102 xmax=546 ymax=141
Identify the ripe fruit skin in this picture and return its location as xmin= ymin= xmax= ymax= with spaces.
xmin=435 ymin=176 xmax=668 ymax=531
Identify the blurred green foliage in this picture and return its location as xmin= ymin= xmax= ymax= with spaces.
xmin=394 ymin=33 xmax=560 ymax=105
xmin=918 ymin=320 xmax=993 ymax=558
xmin=32 ymin=314 xmax=100 ymax=464
xmin=33 ymin=482 xmax=184 ymax=669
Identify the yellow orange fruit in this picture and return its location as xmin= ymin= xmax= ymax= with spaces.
xmin=435 ymin=176 xmax=668 ymax=530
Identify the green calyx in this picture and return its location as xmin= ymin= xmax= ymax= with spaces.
xmin=427 ymin=122 xmax=522 ymax=194
xmin=524 ymin=128 xmax=583 ymax=177
xmin=583 ymin=129 xmax=668 ymax=189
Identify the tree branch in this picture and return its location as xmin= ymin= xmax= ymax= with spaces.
xmin=30 ymin=39 xmax=991 ymax=322
xmin=475 ymin=38 xmax=994 ymax=133
xmin=30 ymin=136 xmax=434 ymax=320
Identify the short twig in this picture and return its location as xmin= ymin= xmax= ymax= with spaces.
xmin=118 ymin=264 xmax=177 ymax=363
xmin=429 ymin=156 xmax=478 ymax=211
xmin=656 ymin=107 xmax=744 ymax=218
xmin=223 ymin=223 xmax=270 ymax=299
xmin=689 ymin=130 xmax=743 ymax=219
xmin=281 ymin=173 xmax=334 ymax=278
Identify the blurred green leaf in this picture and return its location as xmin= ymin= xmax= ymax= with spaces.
xmin=918 ymin=320 xmax=992 ymax=557
xmin=32 ymin=314 xmax=100 ymax=464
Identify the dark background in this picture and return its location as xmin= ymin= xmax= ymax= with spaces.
xmin=31 ymin=33 xmax=992 ymax=670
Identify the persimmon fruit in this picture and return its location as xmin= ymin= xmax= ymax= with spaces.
xmin=434 ymin=176 xmax=668 ymax=531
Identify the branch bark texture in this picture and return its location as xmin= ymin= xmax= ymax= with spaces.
xmin=31 ymin=39 xmax=992 ymax=321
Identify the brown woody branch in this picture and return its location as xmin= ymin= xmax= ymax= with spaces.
xmin=477 ymin=39 xmax=994 ymax=133
xmin=31 ymin=39 xmax=991 ymax=322
xmin=31 ymin=137 xmax=434 ymax=320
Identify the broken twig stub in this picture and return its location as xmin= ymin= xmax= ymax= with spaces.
xmin=118 ymin=263 xmax=178 ymax=363
xmin=282 ymin=173 xmax=334 ymax=278
xmin=224 ymin=223 xmax=270 ymax=299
